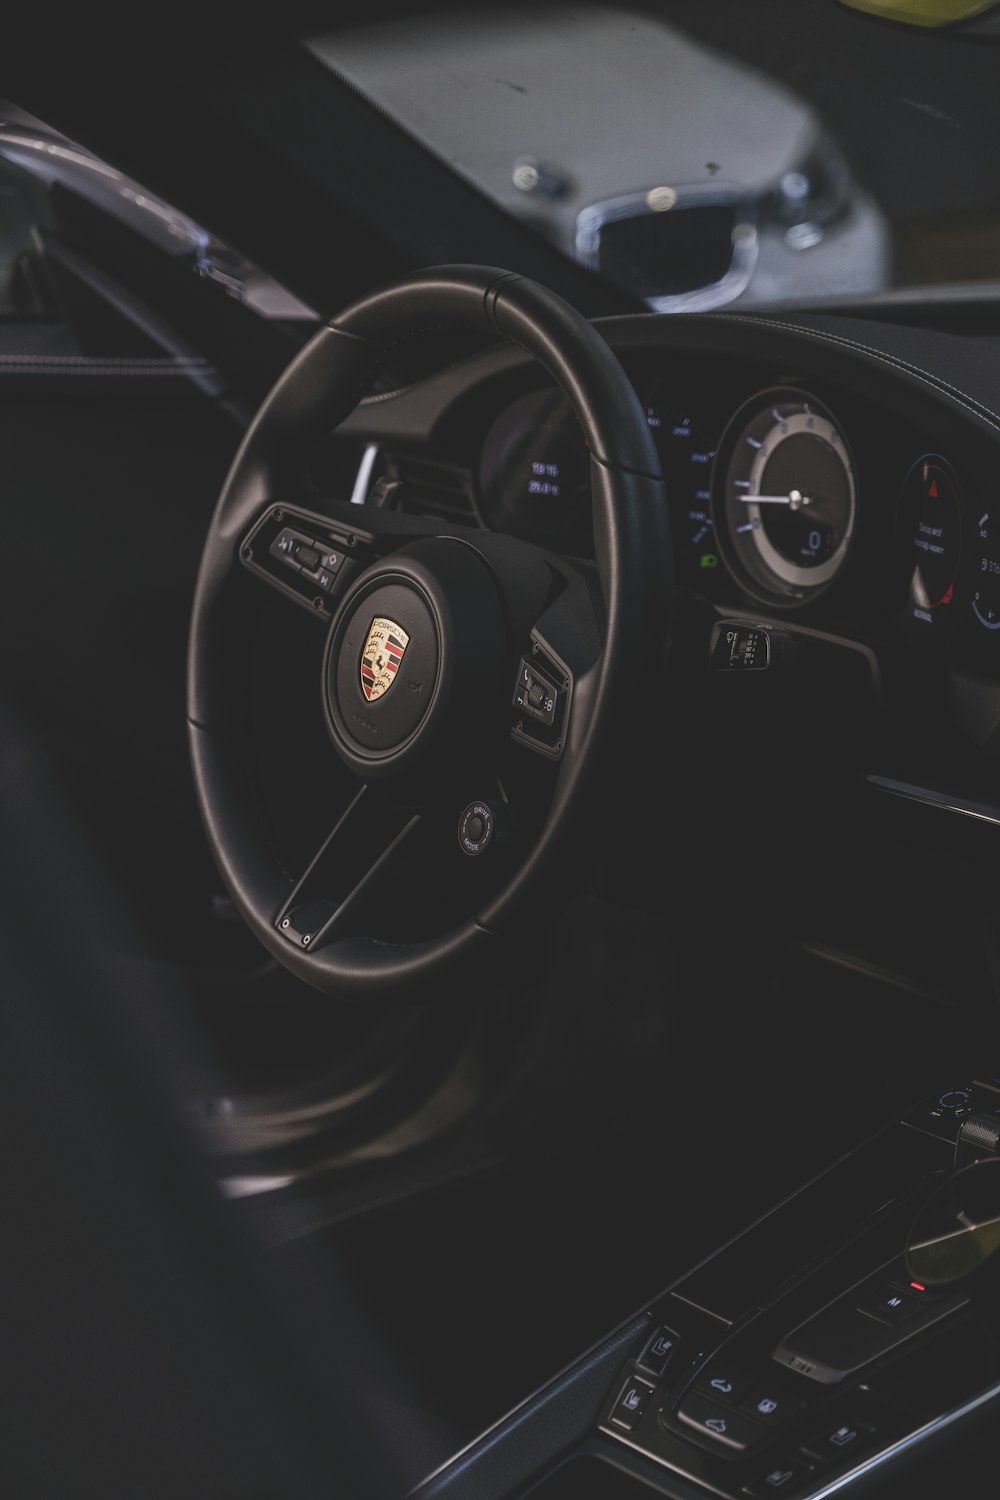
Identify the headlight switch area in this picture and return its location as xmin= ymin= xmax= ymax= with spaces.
xmin=709 ymin=620 xmax=802 ymax=673
xmin=598 ymin=1076 xmax=1000 ymax=1499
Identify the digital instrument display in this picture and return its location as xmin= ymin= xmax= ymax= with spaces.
xmin=475 ymin=388 xmax=596 ymax=555
xmin=642 ymin=385 xmax=721 ymax=585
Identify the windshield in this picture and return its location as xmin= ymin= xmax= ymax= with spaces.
xmin=306 ymin=0 xmax=1000 ymax=312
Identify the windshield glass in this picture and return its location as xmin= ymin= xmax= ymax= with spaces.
xmin=306 ymin=0 xmax=1000 ymax=312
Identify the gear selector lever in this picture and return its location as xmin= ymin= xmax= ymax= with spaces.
xmin=906 ymin=1157 xmax=1000 ymax=1334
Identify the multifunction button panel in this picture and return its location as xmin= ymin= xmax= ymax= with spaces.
xmin=511 ymin=638 xmax=570 ymax=758
xmin=240 ymin=504 xmax=362 ymax=616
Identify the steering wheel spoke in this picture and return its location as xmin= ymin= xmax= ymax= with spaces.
xmin=240 ymin=496 xmax=479 ymax=622
xmin=274 ymin=786 xmax=421 ymax=950
xmin=275 ymin=782 xmax=515 ymax=952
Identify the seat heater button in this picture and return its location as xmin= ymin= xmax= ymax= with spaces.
xmin=609 ymin=1377 xmax=654 ymax=1431
xmin=639 ymin=1326 xmax=680 ymax=1379
xmin=801 ymin=1419 xmax=874 ymax=1464
xmin=743 ymin=1457 xmax=814 ymax=1495
xmin=676 ymin=1392 xmax=765 ymax=1452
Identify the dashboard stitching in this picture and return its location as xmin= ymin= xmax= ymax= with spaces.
xmin=705 ymin=314 xmax=1000 ymax=434
xmin=352 ymin=313 xmax=1000 ymax=432
xmin=0 ymin=367 xmax=214 ymax=377
xmin=0 ymin=355 xmax=212 ymax=367
xmin=333 ymin=319 xmax=509 ymax=411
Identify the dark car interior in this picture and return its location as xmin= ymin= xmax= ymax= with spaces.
xmin=5 ymin=3 xmax=1000 ymax=1497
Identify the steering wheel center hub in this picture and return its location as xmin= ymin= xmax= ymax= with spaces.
xmin=322 ymin=538 xmax=505 ymax=779
xmin=328 ymin=579 xmax=439 ymax=756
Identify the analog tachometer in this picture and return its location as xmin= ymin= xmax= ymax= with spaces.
xmin=715 ymin=390 xmax=856 ymax=605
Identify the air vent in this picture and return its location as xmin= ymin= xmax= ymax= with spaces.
xmin=382 ymin=453 xmax=481 ymax=526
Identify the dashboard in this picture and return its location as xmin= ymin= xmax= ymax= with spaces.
xmin=338 ymin=308 xmax=1000 ymax=693
xmin=315 ymin=302 xmax=1000 ymax=1013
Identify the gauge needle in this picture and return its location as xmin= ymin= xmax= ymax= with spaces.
xmin=741 ymin=489 xmax=812 ymax=509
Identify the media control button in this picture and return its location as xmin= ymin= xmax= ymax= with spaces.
xmin=270 ymin=528 xmax=305 ymax=568
xmin=513 ymin=657 xmax=558 ymax=726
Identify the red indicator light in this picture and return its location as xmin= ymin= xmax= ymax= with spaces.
xmin=910 ymin=1281 xmax=926 ymax=1292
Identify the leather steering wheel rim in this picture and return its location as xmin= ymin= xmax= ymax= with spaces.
xmin=187 ymin=266 xmax=670 ymax=999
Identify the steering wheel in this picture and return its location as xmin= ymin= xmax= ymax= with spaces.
xmin=187 ymin=266 xmax=670 ymax=999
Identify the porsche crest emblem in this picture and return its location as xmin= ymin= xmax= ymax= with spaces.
xmin=360 ymin=617 xmax=409 ymax=702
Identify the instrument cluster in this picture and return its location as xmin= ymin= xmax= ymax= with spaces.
xmin=474 ymin=365 xmax=1000 ymax=665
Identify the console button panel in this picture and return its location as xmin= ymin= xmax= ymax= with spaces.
xmin=597 ymin=1078 xmax=992 ymax=1499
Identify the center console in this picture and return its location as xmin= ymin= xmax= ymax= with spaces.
xmin=414 ymin=1076 xmax=1000 ymax=1500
